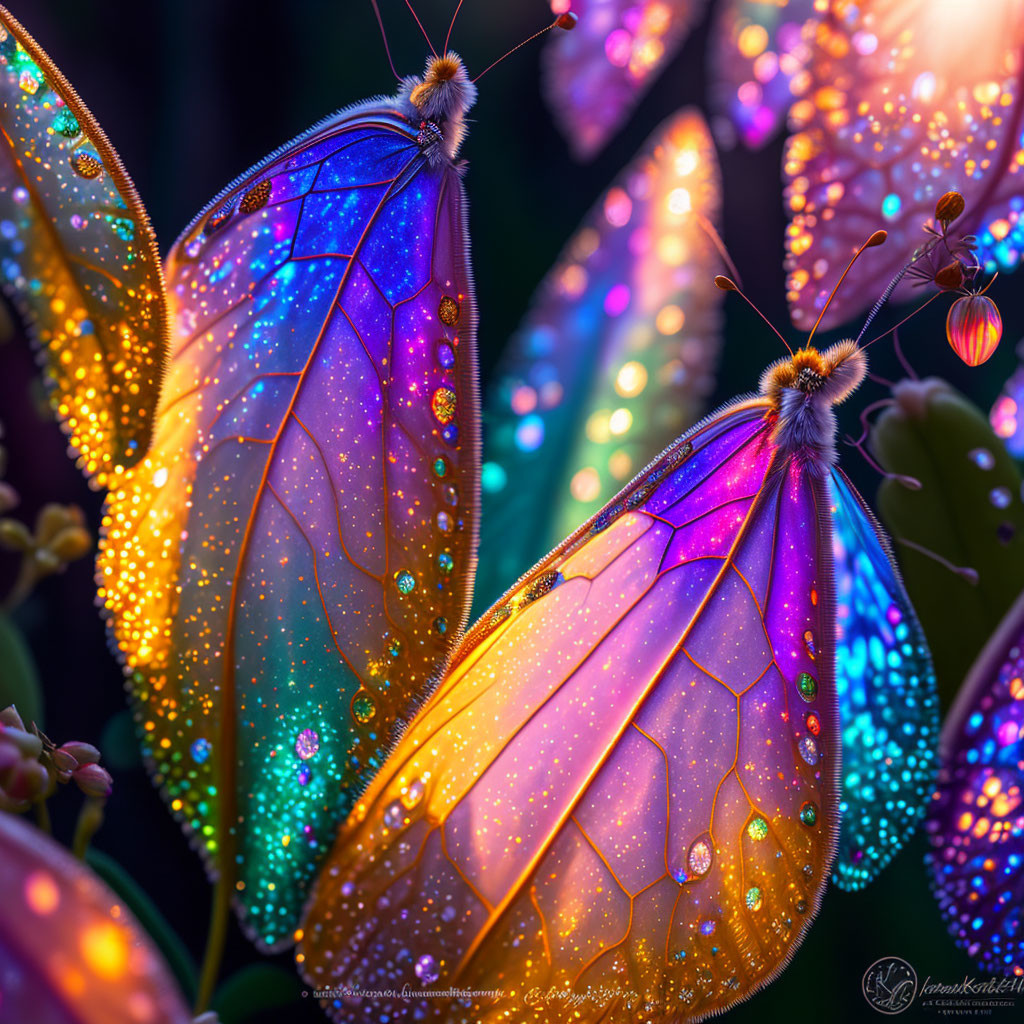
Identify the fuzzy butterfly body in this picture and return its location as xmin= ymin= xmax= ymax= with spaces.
xmin=925 ymin=590 xmax=1024 ymax=975
xmin=478 ymin=109 xmax=723 ymax=608
xmin=299 ymin=339 xmax=937 ymax=1020
xmin=543 ymin=0 xmax=708 ymax=159
xmin=0 ymin=5 xmax=167 ymax=485
xmin=784 ymin=0 xmax=1024 ymax=331
xmin=98 ymin=55 xmax=481 ymax=950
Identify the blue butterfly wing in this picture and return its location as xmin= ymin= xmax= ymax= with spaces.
xmin=829 ymin=468 xmax=940 ymax=889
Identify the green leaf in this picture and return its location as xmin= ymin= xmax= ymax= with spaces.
xmin=100 ymin=708 xmax=142 ymax=772
xmin=85 ymin=847 xmax=197 ymax=1002
xmin=0 ymin=612 xmax=43 ymax=728
xmin=211 ymin=963 xmax=304 ymax=1024
xmin=872 ymin=377 xmax=1024 ymax=706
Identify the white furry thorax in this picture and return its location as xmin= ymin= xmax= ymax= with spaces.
xmin=399 ymin=52 xmax=477 ymax=165
xmin=758 ymin=340 xmax=868 ymax=474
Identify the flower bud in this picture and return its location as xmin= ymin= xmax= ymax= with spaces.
xmin=73 ymin=762 xmax=113 ymax=798
xmin=47 ymin=525 xmax=92 ymax=563
xmin=934 ymin=261 xmax=965 ymax=291
xmin=0 ymin=705 xmax=25 ymax=730
xmin=4 ymin=759 xmax=48 ymax=801
xmin=0 ymin=519 xmax=32 ymax=551
xmin=60 ymin=741 xmax=100 ymax=766
xmin=51 ymin=747 xmax=79 ymax=776
xmin=935 ymin=190 xmax=965 ymax=224
xmin=35 ymin=503 xmax=79 ymax=545
xmin=947 ymin=293 xmax=1003 ymax=366
xmin=0 ymin=481 xmax=18 ymax=513
xmin=0 ymin=725 xmax=42 ymax=759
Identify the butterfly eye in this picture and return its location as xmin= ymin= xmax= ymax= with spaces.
xmin=796 ymin=366 xmax=825 ymax=392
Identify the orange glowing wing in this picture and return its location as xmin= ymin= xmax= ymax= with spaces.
xmin=300 ymin=398 xmax=839 ymax=1022
xmin=0 ymin=6 xmax=167 ymax=484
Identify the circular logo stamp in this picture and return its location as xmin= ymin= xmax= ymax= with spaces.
xmin=862 ymin=956 xmax=918 ymax=1015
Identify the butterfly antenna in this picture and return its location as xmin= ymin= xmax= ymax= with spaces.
xmin=471 ymin=12 xmax=578 ymax=84
xmin=897 ymin=537 xmax=979 ymax=585
xmin=405 ymin=0 xmax=438 ymax=58
xmin=444 ymin=0 xmax=465 ymax=53
xmin=369 ymin=0 xmax=401 ymax=80
xmin=842 ymin=400 xmax=921 ymax=492
xmin=715 ymin=275 xmax=793 ymax=357
xmin=692 ymin=211 xmax=743 ymax=289
xmin=805 ymin=230 xmax=888 ymax=348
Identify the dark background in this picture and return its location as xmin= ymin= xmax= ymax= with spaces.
xmin=2 ymin=1 xmax=1019 ymax=1021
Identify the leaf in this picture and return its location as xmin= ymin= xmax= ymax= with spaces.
xmin=211 ymin=964 xmax=303 ymax=1024
xmin=873 ymin=377 xmax=1024 ymax=706
xmin=782 ymin=0 xmax=1024 ymax=331
xmin=0 ymin=611 xmax=43 ymax=728
xmin=0 ymin=6 xmax=168 ymax=484
xmin=85 ymin=847 xmax=198 ymax=1003
xmin=0 ymin=812 xmax=191 ymax=1024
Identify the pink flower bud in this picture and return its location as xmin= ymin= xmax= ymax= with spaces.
xmin=946 ymin=293 xmax=1003 ymax=366
xmin=59 ymin=741 xmax=100 ymax=766
xmin=73 ymin=763 xmax=113 ymax=799
xmin=4 ymin=759 xmax=48 ymax=801
xmin=0 ymin=705 xmax=25 ymax=730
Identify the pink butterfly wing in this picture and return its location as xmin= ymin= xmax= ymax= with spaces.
xmin=0 ymin=811 xmax=191 ymax=1024
xmin=784 ymin=0 xmax=1024 ymax=331
xmin=299 ymin=399 xmax=839 ymax=1021
xmin=98 ymin=98 xmax=479 ymax=949
xmin=543 ymin=0 xmax=708 ymax=160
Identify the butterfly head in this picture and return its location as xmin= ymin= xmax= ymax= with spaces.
xmin=405 ymin=53 xmax=476 ymax=162
xmin=760 ymin=341 xmax=867 ymax=469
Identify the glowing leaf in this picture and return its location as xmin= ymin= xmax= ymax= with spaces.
xmin=478 ymin=109 xmax=722 ymax=608
xmin=0 ymin=811 xmax=191 ymax=1024
xmin=925 ymin=588 xmax=1024 ymax=975
xmin=0 ymin=6 xmax=167 ymax=485
xmin=543 ymin=0 xmax=708 ymax=159
xmin=783 ymin=0 xmax=1024 ymax=331
xmin=711 ymin=0 xmax=819 ymax=148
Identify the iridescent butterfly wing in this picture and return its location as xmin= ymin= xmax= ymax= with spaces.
xmin=710 ymin=0 xmax=818 ymax=149
xmin=300 ymin=343 xmax=868 ymax=1020
xmin=0 ymin=810 xmax=192 ymax=1024
xmin=478 ymin=109 xmax=722 ymax=608
xmin=925 ymin=589 xmax=1024 ymax=975
xmin=830 ymin=468 xmax=938 ymax=889
xmin=0 ymin=6 xmax=166 ymax=485
xmin=543 ymin=0 xmax=708 ymax=159
xmin=98 ymin=59 xmax=480 ymax=950
xmin=784 ymin=0 xmax=1024 ymax=330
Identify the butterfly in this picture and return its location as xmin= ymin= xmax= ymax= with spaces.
xmin=0 ymin=808 xmax=193 ymax=1024
xmin=543 ymin=0 xmax=708 ymax=160
xmin=711 ymin=0 xmax=819 ymax=150
xmin=477 ymin=107 xmax=724 ymax=610
xmin=784 ymin=0 xmax=1024 ymax=332
xmin=298 ymin=237 xmax=938 ymax=1020
xmin=56 ymin=12 xmax=499 ymax=952
xmin=925 ymin=588 xmax=1024 ymax=976
xmin=0 ymin=4 xmax=167 ymax=487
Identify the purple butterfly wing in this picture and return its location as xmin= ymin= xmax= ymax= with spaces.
xmin=925 ymin=589 xmax=1024 ymax=975
xmin=300 ymin=397 xmax=839 ymax=1021
xmin=710 ymin=0 xmax=818 ymax=149
xmin=98 ymin=94 xmax=479 ymax=949
xmin=543 ymin=0 xmax=708 ymax=159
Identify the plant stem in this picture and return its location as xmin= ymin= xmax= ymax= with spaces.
xmin=34 ymin=797 xmax=51 ymax=834
xmin=195 ymin=874 xmax=230 ymax=1014
xmin=71 ymin=798 xmax=104 ymax=859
